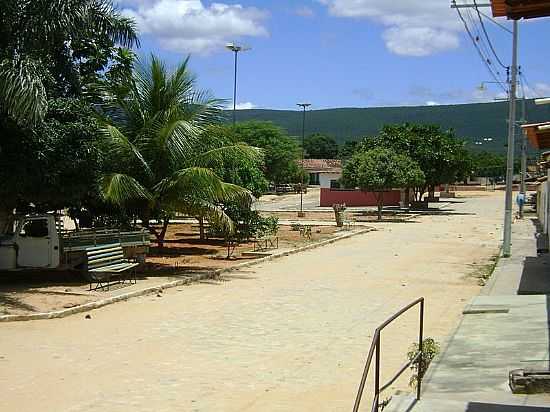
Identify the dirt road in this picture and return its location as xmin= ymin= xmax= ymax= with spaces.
xmin=0 ymin=193 xmax=504 ymax=412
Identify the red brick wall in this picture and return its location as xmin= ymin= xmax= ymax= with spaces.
xmin=320 ymin=188 xmax=401 ymax=207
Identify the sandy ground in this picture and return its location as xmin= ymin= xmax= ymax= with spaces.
xmin=0 ymin=192 xmax=504 ymax=411
xmin=0 ymin=224 xmax=343 ymax=316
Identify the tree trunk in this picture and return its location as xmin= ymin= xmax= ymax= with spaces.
xmin=376 ymin=192 xmax=383 ymax=221
xmin=198 ymin=216 xmax=205 ymax=240
xmin=156 ymin=218 xmax=170 ymax=248
xmin=0 ymin=205 xmax=15 ymax=234
xmin=428 ymin=185 xmax=435 ymax=199
xmin=404 ymin=187 xmax=411 ymax=208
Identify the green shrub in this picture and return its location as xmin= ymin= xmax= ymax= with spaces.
xmin=407 ymin=338 xmax=440 ymax=388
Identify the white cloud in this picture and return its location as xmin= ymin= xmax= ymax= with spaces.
xmin=383 ymin=27 xmax=459 ymax=57
xmin=318 ymin=0 xmax=463 ymax=56
xmin=524 ymin=82 xmax=550 ymax=99
xmin=425 ymin=100 xmax=439 ymax=106
xmin=227 ymin=102 xmax=257 ymax=110
xmin=122 ymin=0 xmax=268 ymax=54
xmin=295 ymin=6 xmax=315 ymax=18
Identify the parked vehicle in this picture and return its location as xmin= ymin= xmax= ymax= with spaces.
xmin=0 ymin=214 xmax=150 ymax=271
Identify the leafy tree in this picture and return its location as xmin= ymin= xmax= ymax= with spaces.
xmin=98 ymin=55 xmax=259 ymax=246
xmin=202 ymin=125 xmax=268 ymax=197
xmin=232 ymin=121 xmax=304 ymax=184
xmin=340 ymin=140 xmax=360 ymax=160
xmin=0 ymin=0 xmax=138 ymax=232
xmin=470 ymin=151 xmax=507 ymax=179
xmin=304 ymin=133 xmax=339 ymax=159
xmin=0 ymin=0 xmax=137 ymax=125
xmin=361 ymin=124 xmax=470 ymax=200
xmin=343 ymin=148 xmax=424 ymax=220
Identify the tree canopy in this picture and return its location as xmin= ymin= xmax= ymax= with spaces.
xmin=304 ymin=133 xmax=339 ymax=159
xmin=343 ymin=147 xmax=424 ymax=219
xmin=232 ymin=121 xmax=304 ymax=185
xmin=98 ymin=55 xmax=259 ymax=245
xmin=359 ymin=123 xmax=470 ymax=199
xmin=0 ymin=0 xmax=139 ymax=232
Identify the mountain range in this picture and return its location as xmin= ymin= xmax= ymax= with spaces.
xmin=230 ymin=100 xmax=550 ymax=154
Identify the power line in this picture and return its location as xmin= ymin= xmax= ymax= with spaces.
xmin=473 ymin=0 xmax=508 ymax=69
xmin=476 ymin=9 xmax=513 ymax=34
xmin=454 ymin=3 xmax=508 ymax=92
xmin=466 ymin=8 xmax=495 ymax=70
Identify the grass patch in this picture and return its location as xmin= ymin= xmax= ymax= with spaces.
xmin=470 ymin=253 xmax=500 ymax=286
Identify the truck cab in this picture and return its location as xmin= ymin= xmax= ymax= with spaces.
xmin=0 ymin=215 xmax=60 ymax=270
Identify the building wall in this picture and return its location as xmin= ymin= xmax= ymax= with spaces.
xmin=320 ymin=188 xmax=401 ymax=207
xmin=319 ymin=173 xmax=342 ymax=188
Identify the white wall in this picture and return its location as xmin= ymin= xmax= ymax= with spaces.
xmin=319 ymin=172 xmax=342 ymax=188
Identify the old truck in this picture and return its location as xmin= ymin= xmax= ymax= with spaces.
xmin=0 ymin=214 xmax=150 ymax=271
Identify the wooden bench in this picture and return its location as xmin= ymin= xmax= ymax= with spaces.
xmin=252 ymin=236 xmax=279 ymax=252
xmin=86 ymin=243 xmax=140 ymax=291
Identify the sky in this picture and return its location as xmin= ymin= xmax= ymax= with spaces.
xmin=115 ymin=0 xmax=550 ymax=110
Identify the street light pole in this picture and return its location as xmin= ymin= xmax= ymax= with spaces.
xmin=226 ymin=43 xmax=250 ymax=126
xmin=297 ymin=103 xmax=311 ymax=217
xmin=503 ymin=19 xmax=519 ymax=257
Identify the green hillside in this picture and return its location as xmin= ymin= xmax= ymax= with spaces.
xmin=229 ymin=100 xmax=550 ymax=154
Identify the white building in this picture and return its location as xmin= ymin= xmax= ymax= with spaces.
xmin=300 ymin=159 xmax=343 ymax=188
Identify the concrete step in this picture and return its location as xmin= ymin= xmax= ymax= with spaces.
xmin=384 ymin=394 xmax=550 ymax=412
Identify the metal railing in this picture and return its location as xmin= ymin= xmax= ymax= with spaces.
xmin=352 ymin=297 xmax=425 ymax=412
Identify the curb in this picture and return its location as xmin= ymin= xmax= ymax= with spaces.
xmin=0 ymin=227 xmax=375 ymax=322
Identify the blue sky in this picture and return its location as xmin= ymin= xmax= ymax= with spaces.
xmin=117 ymin=0 xmax=550 ymax=110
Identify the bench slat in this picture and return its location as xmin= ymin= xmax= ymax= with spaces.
xmin=85 ymin=243 xmax=139 ymax=291
xmin=90 ymin=262 xmax=139 ymax=273
xmin=88 ymin=253 xmax=124 ymax=265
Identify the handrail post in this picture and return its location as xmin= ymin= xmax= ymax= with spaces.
xmin=375 ymin=332 xmax=380 ymax=412
xmin=417 ymin=299 xmax=424 ymax=401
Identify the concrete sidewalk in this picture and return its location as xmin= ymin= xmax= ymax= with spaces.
xmin=387 ymin=215 xmax=550 ymax=412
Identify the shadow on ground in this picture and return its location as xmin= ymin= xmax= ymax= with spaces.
xmin=466 ymin=403 xmax=550 ymax=411
xmin=518 ymin=218 xmax=550 ymax=295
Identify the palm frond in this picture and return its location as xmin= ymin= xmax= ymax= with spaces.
xmin=0 ymin=59 xmax=47 ymax=126
xmin=154 ymin=167 xmax=252 ymax=205
xmin=100 ymin=124 xmax=153 ymax=178
xmin=172 ymin=198 xmax=236 ymax=235
xmin=195 ymin=143 xmax=264 ymax=169
xmin=101 ymin=173 xmax=153 ymax=206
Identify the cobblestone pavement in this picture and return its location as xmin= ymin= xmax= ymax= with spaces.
xmin=0 ymin=193 xmax=504 ymax=412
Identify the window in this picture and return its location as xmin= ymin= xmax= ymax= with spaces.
xmin=309 ymin=173 xmax=320 ymax=185
xmin=19 ymin=219 xmax=49 ymax=238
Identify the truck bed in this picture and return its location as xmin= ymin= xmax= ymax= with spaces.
xmin=61 ymin=228 xmax=151 ymax=252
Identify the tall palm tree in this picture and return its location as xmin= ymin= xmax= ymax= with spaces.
xmin=99 ymin=55 xmax=260 ymax=246
xmin=0 ymin=0 xmax=138 ymax=125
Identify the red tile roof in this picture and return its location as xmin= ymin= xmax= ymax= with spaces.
xmin=298 ymin=159 xmax=342 ymax=173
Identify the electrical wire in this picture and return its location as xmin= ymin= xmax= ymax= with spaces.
xmin=466 ymin=8 xmax=496 ymax=70
xmin=477 ymin=9 xmax=513 ymax=34
xmin=473 ymin=0 xmax=508 ymax=69
xmin=453 ymin=1 xmax=508 ymax=93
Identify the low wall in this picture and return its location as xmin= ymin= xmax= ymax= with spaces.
xmin=320 ymin=188 xmax=401 ymax=207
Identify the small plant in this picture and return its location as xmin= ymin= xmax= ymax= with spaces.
xmin=290 ymin=222 xmax=302 ymax=231
xmin=407 ymin=338 xmax=440 ymax=389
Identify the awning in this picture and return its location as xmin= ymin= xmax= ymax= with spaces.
xmin=522 ymin=122 xmax=550 ymax=149
xmin=491 ymin=0 xmax=550 ymax=19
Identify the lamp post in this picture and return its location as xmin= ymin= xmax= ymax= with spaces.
xmin=226 ymin=43 xmax=250 ymax=126
xmin=297 ymin=103 xmax=311 ymax=217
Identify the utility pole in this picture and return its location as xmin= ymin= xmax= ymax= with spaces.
xmin=226 ymin=43 xmax=250 ymax=126
xmin=297 ymin=103 xmax=311 ymax=217
xmin=503 ymin=19 xmax=518 ymax=257
xmin=451 ymin=2 xmax=519 ymax=257
xmin=519 ymin=95 xmax=527 ymax=219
